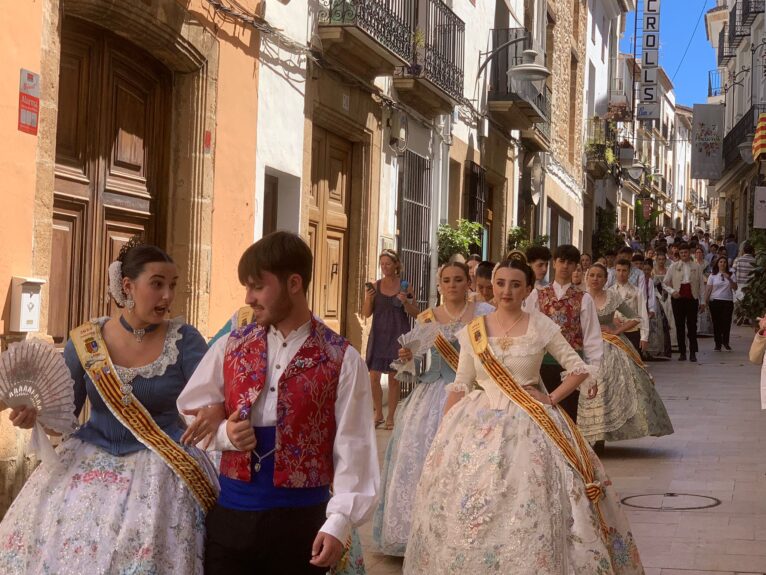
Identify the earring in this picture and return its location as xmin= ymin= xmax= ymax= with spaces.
xmin=126 ymin=297 xmax=135 ymax=311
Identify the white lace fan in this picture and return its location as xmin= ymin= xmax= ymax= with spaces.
xmin=389 ymin=321 xmax=442 ymax=382
xmin=0 ymin=340 xmax=78 ymax=435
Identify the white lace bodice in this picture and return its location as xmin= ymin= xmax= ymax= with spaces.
xmin=450 ymin=312 xmax=593 ymax=409
xmin=93 ymin=316 xmax=185 ymax=384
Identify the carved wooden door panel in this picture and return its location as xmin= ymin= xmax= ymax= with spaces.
xmin=48 ymin=18 xmax=170 ymax=344
xmin=309 ymin=127 xmax=351 ymax=335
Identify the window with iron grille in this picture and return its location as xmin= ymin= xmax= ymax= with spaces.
xmin=465 ymin=161 xmax=488 ymax=255
xmin=396 ymin=151 xmax=432 ymax=313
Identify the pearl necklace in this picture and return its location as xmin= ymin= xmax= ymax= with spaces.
xmin=442 ymin=300 xmax=469 ymax=325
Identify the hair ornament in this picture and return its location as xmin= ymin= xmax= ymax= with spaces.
xmin=507 ymin=250 xmax=528 ymax=265
xmin=108 ymin=260 xmax=127 ymax=307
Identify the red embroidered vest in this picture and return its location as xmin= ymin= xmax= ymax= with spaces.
xmin=537 ymin=285 xmax=584 ymax=350
xmin=220 ymin=317 xmax=349 ymax=486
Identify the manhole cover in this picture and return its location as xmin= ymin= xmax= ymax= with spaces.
xmin=621 ymin=493 xmax=721 ymax=511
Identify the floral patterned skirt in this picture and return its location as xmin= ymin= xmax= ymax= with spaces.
xmin=0 ymin=438 xmax=215 ymax=575
xmin=403 ymin=391 xmax=644 ymax=575
xmin=373 ymin=379 xmax=449 ymax=556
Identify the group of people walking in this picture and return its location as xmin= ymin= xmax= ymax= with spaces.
xmin=368 ymin=242 xmax=678 ymax=573
xmin=4 ymin=227 xmax=750 ymax=574
xmin=0 ymin=232 xmax=378 ymax=575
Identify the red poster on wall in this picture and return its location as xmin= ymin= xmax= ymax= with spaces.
xmin=18 ymin=69 xmax=40 ymax=136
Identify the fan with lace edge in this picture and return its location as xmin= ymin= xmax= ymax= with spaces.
xmin=0 ymin=340 xmax=78 ymax=434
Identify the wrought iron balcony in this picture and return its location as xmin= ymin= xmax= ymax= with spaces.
xmin=708 ymin=68 xmax=724 ymax=98
xmin=718 ymin=25 xmax=736 ymax=66
xmin=742 ymin=0 xmax=765 ymax=25
xmin=487 ymin=28 xmax=550 ymax=129
xmin=724 ymin=104 xmax=766 ymax=169
xmin=520 ymin=88 xmax=553 ymax=151
xmin=318 ymin=0 xmax=416 ymax=79
xmin=728 ymin=1 xmax=749 ymax=49
xmin=393 ymin=0 xmax=465 ymax=115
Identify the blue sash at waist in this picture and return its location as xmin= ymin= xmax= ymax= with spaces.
xmin=218 ymin=426 xmax=331 ymax=512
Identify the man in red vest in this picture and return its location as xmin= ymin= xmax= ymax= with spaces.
xmin=178 ymin=231 xmax=379 ymax=574
xmin=525 ymin=244 xmax=603 ymax=422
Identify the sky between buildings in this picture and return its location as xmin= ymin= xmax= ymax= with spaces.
xmin=619 ymin=0 xmax=717 ymax=107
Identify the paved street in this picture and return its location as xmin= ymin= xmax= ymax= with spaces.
xmin=360 ymin=325 xmax=766 ymax=575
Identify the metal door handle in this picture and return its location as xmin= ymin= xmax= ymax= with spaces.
xmin=331 ymin=263 xmax=338 ymax=276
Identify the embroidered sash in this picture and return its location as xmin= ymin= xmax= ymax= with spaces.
xmin=602 ymin=332 xmax=652 ymax=381
xmin=467 ymin=316 xmax=609 ymax=538
xmin=70 ymin=321 xmax=218 ymax=513
xmin=418 ymin=309 xmax=460 ymax=372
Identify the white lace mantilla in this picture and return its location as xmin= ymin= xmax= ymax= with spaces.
xmin=90 ymin=316 xmax=185 ymax=384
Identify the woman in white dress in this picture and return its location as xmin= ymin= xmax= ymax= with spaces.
xmin=373 ymin=262 xmax=493 ymax=556
xmin=578 ymin=264 xmax=673 ymax=448
xmin=404 ymin=256 xmax=643 ymax=574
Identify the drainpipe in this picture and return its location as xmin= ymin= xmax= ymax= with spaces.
xmin=431 ymin=114 xmax=448 ymax=307
xmin=511 ymin=136 xmax=521 ymax=228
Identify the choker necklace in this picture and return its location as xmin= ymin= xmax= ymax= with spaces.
xmin=119 ymin=315 xmax=160 ymax=343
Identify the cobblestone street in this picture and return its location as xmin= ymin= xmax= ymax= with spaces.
xmin=362 ymin=325 xmax=766 ymax=575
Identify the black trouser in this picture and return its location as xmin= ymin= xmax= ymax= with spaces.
xmin=540 ymin=363 xmax=579 ymax=423
xmin=709 ymin=299 xmax=734 ymax=348
xmin=671 ymin=297 xmax=699 ymax=355
xmin=624 ymin=330 xmax=641 ymax=353
xmin=205 ymin=502 xmax=328 ymax=575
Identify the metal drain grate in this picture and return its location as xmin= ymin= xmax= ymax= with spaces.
xmin=620 ymin=492 xmax=722 ymax=511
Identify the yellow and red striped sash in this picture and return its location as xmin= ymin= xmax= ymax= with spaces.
xmin=418 ymin=308 xmax=460 ymax=372
xmin=753 ymin=113 xmax=766 ymax=163
xmin=602 ymin=332 xmax=652 ymax=380
xmin=467 ymin=316 xmax=609 ymax=538
xmin=70 ymin=321 xmax=218 ymax=513
xmin=236 ymin=305 xmax=255 ymax=328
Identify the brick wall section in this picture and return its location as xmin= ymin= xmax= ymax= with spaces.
xmin=548 ymin=0 xmax=587 ymax=185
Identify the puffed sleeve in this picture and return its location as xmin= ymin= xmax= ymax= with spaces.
xmin=179 ymin=324 xmax=209 ymax=382
xmin=446 ymin=327 xmax=477 ymax=394
xmin=63 ymin=339 xmax=88 ymax=418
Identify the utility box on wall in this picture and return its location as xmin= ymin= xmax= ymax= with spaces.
xmin=9 ymin=277 xmax=46 ymax=332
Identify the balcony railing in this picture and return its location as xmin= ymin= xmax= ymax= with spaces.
xmin=723 ymin=104 xmax=766 ymax=169
xmin=718 ymin=25 xmax=736 ymax=66
xmin=488 ymin=28 xmax=550 ymax=122
xmin=708 ymin=68 xmax=724 ymax=97
xmin=742 ymin=0 xmax=765 ymax=25
xmin=398 ymin=0 xmax=464 ymax=101
xmin=729 ymin=1 xmax=749 ymax=49
xmin=319 ymin=0 xmax=417 ymax=63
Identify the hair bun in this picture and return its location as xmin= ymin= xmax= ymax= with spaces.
xmin=506 ymin=250 xmax=528 ymax=265
xmin=117 ymin=234 xmax=145 ymax=263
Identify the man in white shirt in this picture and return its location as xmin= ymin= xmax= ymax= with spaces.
xmin=525 ymin=244 xmax=603 ymax=422
xmin=610 ymin=259 xmax=650 ymax=353
xmin=663 ymin=242 xmax=707 ymax=362
xmin=177 ymin=231 xmax=379 ymax=574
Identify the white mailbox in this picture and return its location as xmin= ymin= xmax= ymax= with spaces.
xmin=10 ymin=277 xmax=46 ymax=332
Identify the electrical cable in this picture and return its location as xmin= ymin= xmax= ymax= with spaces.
xmin=671 ymin=0 xmax=710 ymax=81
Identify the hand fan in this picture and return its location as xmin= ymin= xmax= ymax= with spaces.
xmin=389 ymin=322 xmax=442 ymax=381
xmin=0 ymin=340 xmax=78 ymax=434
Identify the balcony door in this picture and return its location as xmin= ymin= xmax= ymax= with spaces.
xmin=48 ymin=18 xmax=170 ymax=344
xmin=308 ymin=127 xmax=351 ymax=334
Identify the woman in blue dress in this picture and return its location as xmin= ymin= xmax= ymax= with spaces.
xmin=0 ymin=241 xmax=218 ymax=574
xmin=373 ymin=261 xmax=494 ymax=556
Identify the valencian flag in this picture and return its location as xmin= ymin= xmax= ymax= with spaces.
xmin=753 ymin=113 xmax=766 ymax=162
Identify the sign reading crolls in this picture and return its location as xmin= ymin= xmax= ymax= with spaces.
xmin=637 ymin=0 xmax=661 ymax=121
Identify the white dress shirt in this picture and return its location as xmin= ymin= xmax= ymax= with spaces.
xmin=610 ymin=282 xmax=650 ymax=342
xmin=177 ymin=320 xmax=380 ymax=542
xmin=525 ymin=281 xmax=603 ymax=370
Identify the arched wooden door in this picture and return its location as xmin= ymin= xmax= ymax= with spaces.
xmin=48 ymin=18 xmax=171 ymax=344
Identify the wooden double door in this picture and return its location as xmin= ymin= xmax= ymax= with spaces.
xmin=48 ymin=18 xmax=171 ymax=344
xmin=308 ymin=127 xmax=352 ymax=335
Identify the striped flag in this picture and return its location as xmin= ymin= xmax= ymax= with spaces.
xmin=753 ymin=113 xmax=766 ymax=162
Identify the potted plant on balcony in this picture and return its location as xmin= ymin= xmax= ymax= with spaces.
xmin=437 ymin=219 xmax=483 ymax=264
xmin=406 ymin=28 xmax=426 ymax=76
